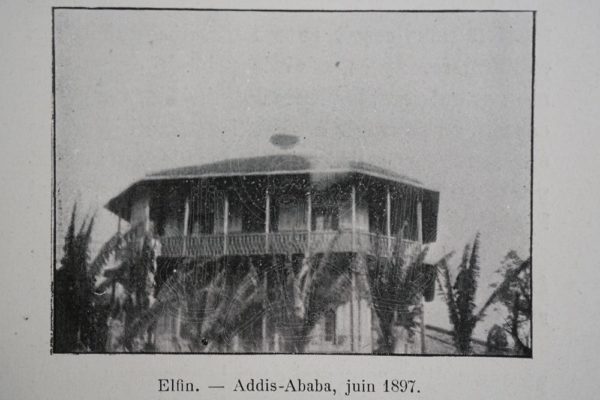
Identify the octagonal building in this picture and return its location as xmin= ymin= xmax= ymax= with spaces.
xmin=105 ymin=153 xmax=440 ymax=353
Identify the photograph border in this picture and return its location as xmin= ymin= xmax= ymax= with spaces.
xmin=51 ymin=7 xmax=536 ymax=358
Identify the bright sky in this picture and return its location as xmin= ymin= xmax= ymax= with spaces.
xmin=54 ymin=10 xmax=533 ymax=337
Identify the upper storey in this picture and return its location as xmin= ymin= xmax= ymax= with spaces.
xmin=105 ymin=154 xmax=440 ymax=253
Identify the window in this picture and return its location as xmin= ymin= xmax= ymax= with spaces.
xmin=312 ymin=206 xmax=339 ymax=231
xmin=189 ymin=211 xmax=214 ymax=235
xmin=189 ymin=194 xmax=216 ymax=235
xmin=368 ymin=197 xmax=386 ymax=235
xmin=324 ymin=309 xmax=336 ymax=343
xmin=242 ymin=206 xmax=265 ymax=233
xmin=149 ymin=197 xmax=167 ymax=236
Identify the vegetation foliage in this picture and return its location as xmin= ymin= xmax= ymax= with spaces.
xmin=489 ymin=252 xmax=531 ymax=356
xmin=54 ymin=204 xmax=108 ymax=352
xmin=366 ymin=236 xmax=432 ymax=354
xmin=438 ymin=234 xmax=532 ymax=355
xmin=55 ymin=204 xmax=531 ymax=356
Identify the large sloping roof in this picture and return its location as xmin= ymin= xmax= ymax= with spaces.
xmin=145 ymin=154 xmax=423 ymax=185
xmin=106 ymin=154 xmax=438 ymax=226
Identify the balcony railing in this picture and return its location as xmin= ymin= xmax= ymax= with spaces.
xmin=159 ymin=230 xmax=420 ymax=259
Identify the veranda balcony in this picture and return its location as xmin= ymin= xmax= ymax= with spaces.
xmin=159 ymin=230 xmax=421 ymax=259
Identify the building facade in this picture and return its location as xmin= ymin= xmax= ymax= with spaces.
xmin=106 ymin=154 xmax=439 ymax=353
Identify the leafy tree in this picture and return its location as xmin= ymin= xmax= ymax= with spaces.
xmin=54 ymin=204 xmax=102 ymax=352
xmin=439 ymin=237 xmax=533 ymax=356
xmin=486 ymin=324 xmax=509 ymax=355
xmin=489 ymin=252 xmax=531 ymax=356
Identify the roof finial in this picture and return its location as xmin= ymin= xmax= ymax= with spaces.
xmin=270 ymin=134 xmax=299 ymax=150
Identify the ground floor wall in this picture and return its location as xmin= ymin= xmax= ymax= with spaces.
xmin=304 ymin=298 xmax=372 ymax=353
xmin=152 ymin=297 xmax=373 ymax=354
xmin=150 ymin=253 xmax=377 ymax=353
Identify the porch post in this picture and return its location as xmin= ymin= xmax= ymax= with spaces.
xmin=420 ymin=302 xmax=426 ymax=354
xmin=262 ymin=272 xmax=268 ymax=352
xmin=183 ymin=197 xmax=190 ymax=235
xmin=182 ymin=196 xmax=190 ymax=256
xmin=274 ymin=331 xmax=280 ymax=352
xmin=350 ymin=185 xmax=356 ymax=352
xmin=144 ymin=200 xmax=150 ymax=233
xmin=351 ymin=185 xmax=356 ymax=250
xmin=350 ymin=266 xmax=356 ymax=353
xmin=223 ymin=193 xmax=229 ymax=255
xmin=357 ymin=254 xmax=362 ymax=352
xmin=417 ymin=198 xmax=423 ymax=245
xmin=263 ymin=188 xmax=270 ymax=351
xmin=265 ymin=189 xmax=270 ymax=252
xmin=176 ymin=305 xmax=182 ymax=340
xmin=306 ymin=190 xmax=311 ymax=255
xmin=417 ymin=195 xmax=425 ymax=354
xmin=386 ymin=187 xmax=391 ymax=254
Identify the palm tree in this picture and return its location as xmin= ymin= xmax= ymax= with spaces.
xmin=366 ymin=235 xmax=432 ymax=354
xmin=437 ymin=234 xmax=525 ymax=355
xmin=92 ymin=227 xmax=158 ymax=351
xmin=118 ymin=256 xmax=263 ymax=352
xmin=120 ymin=231 xmax=352 ymax=353
xmin=90 ymin=223 xmax=265 ymax=352
xmin=439 ymin=237 xmax=533 ymax=355
xmin=437 ymin=233 xmax=483 ymax=354
xmin=266 ymin=232 xmax=352 ymax=353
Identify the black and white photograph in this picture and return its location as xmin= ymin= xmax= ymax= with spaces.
xmin=7 ymin=0 xmax=600 ymax=398
xmin=52 ymin=8 xmax=534 ymax=356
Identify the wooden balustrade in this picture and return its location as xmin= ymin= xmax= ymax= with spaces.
xmin=159 ymin=230 xmax=419 ymax=259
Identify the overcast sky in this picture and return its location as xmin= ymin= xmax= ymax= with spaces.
xmin=54 ymin=10 xmax=533 ymax=336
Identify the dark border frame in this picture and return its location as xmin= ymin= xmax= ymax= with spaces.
xmin=51 ymin=7 xmax=536 ymax=358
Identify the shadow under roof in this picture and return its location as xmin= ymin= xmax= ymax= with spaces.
xmin=106 ymin=154 xmax=438 ymax=222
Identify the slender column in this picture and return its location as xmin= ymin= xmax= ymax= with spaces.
xmin=183 ymin=197 xmax=190 ymax=234
xmin=416 ymin=199 xmax=423 ymax=245
xmin=350 ymin=185 xmax=357 ymax=352
xmin=262 ymin=272 xmax=268 ymax=352
xmin=265 ymin=189 xmax=270 ymax=252
xmin=263 ymin=188 xmax=270 ymax=351
xmin=182 ymin=196 xmax=190 ymax=255
xmin=223 ymin=193 xmax=229 ymax=255
xmin=274 ymin=331 xmax=280 ymax=352
xmin=351 ymin=186 xmax=357 ymax=249
xmin=350 ymin=266 xmax=356 ymax=353
xmin=417 ymin=197 xmax=424 ymax=352
xmin=306 ymin=190 xmax=312 ymax=255
xmin=420 ymin=300 xmax=426 ymax=354
xmin=117 ymin=215 xmax=122 ymax=235
xmin=176 ymin=305 xmax=182 ymax=339
xmin=357 ymin=255 xmax=362 ymax=352
xmin=144 ymin=199 xmax=150 ymax=233
xmin=386 ymin=187 xmax=391 ymax=254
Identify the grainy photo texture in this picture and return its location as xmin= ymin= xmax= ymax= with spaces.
xmin=52 ymin=9 xmax=533 ymax=356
